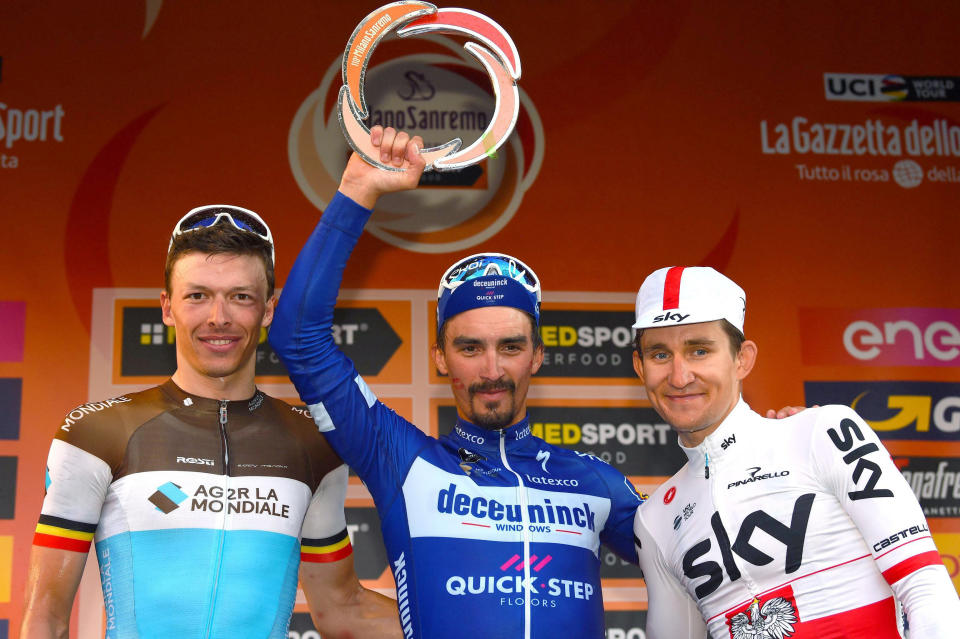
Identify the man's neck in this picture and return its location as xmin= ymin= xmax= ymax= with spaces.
xmin=171 ymin=365 xmax=256 ymax=401
xmin=676 ymin=396 xmax=742 ymax=448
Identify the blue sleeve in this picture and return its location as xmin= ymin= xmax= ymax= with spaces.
xmin=597 ymin=464 xmax=644 ymax=565
xmin=270 ymin=192 xmax=429 ymax=500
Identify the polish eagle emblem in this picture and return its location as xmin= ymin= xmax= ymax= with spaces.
xmin=730 ymin=597 xmax=797 ymax=639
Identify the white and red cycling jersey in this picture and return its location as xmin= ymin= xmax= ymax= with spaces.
xmin=634 ymin=400 xmax=959 ymax=638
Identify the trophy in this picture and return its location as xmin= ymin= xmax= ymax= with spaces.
xmin=338 ymin=2 xmax=521 ymax=171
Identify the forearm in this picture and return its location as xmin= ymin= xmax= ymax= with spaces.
xmin=306 ymin=583 xmax=402 ymax=639
xmin=21 ymin=545 xmax=86 ymax=639
xmin=893 ymin=564 xmax=960 ymax=637
xmin=270 ymin=192 xmax=373 ymax=403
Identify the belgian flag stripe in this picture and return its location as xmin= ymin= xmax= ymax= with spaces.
xmin=37 ymin=514 xmax=97 ymax=533
xmin=34 ymin=532 xmax=92 ymax=553
xmin=301 ymin=543 xmax=353 ymax=564
xmin=35 ymin=523 xmax=95 ymax=541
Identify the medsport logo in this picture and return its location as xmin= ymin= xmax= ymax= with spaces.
xmin=538 ymin=309 xmax=636 ymax=378
xmin=804 ymin=381 xmax=960 ymax=440
xmin=288 ymin=36 xmax=543 ymax=253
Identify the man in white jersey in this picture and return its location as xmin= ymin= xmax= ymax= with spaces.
xmin=631 ymin=266 xmax=959 ymax=638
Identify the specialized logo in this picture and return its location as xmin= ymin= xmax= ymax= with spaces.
xmin=727 ymin=466 xmax=790 ymax=490
xmin=827 ymin=418 xmax=893 ymax=501
xmin=729 ymin=595 xmax=797 ymax=639
xmin=536 ymin=449 xmax=550 ymax=473
xmin=339 ymin=2 xmax=521 ymax=172
xmin=683 ymin=494 xmax=814 ymax=599
xmin=445 ymin=552 xmax=595 ymax=608
xmin=148 ymin=481 xmax=188 ymax=514
xmin=721 ymin=434 xmax=737 ymax=450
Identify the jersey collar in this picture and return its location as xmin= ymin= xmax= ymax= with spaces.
xmin=160 ymin=379 xmax=266 ymax=414
xmin=448 ymin=415 xmax=534 ymax=455
xmin=678 ymin=396 xmax=750 ymax=474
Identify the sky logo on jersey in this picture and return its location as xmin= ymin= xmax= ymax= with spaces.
xmin=148 ymin=481 xmax=188 ymax=514
xmin=804 ymin=381 xmax=960 ymax=440
xmin=436 ymin=483 xmax=596 ymax=533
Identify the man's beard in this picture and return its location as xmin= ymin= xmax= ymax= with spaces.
xmin=467 ymin=379 xmax=517 ymax=430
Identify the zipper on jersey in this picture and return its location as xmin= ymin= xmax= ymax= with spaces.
xmin=706 ymin=443 xmax=759 ymax=598
xmin=218 ymin=400 xmax=230 ymax=470
xmin=203 ymin=400 xmax=231 ymax=638
xmin=499 ymin=430 xmax=531 ymax=639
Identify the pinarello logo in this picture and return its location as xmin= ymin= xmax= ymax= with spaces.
xmin=663 ymin=486 xmax=676 ymax=504
xmin=288 ymin=35 xmax=543 ymax=253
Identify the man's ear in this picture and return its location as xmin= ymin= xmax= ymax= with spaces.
xmin=432 ymin=342 xmax=449 ymax=376
xmin=261 ymin=294 xmax=277 ymax=328
xmin=736 ymin=340 xmax=758 ymax=381
xmin=632 ymin=350 xmax=645 ymax=385
xmin=530 ymin=343 xmax=544 ymax=375
xmin=161 ymin=290 xmax=175 ymax=327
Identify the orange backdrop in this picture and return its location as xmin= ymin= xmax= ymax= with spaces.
xmin=1 ymin=1 xmax=958 ymax=636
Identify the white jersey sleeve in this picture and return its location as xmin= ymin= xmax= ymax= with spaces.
xmin=635 ymin=506 xmax=707 ymax=639
xmin=299 ymin=464 xmax=352 ymax=563
xmin=811 ymin=405 xmax=960 ymax=633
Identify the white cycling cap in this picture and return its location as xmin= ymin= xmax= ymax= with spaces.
xmin=632 ymin=266 xmax=746 ymax=334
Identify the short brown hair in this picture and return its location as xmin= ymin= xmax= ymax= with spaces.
xmin=165 ymin=224 xmax=274 ymax=297
xmin=633 ymin=319 xmax=744 ymax=358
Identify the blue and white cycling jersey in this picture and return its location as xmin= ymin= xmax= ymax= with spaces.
xmin=270 ymin=192 xmax=645 ymax=639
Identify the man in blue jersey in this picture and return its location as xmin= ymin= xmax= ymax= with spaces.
xmin=270 ymin=127 xmax=645 ymax=638
xmin=22 ymin=205 xmax=400 ymax=638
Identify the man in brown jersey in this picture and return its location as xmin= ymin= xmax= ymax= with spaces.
xmin=21 ymin=205 xmax=401 ymax=638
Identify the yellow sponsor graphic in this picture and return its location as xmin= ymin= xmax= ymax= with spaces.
xmin=935 ymin=532 xmax=960 ymax=595
xmin=0 ymin=535 xmax=11 ymax=602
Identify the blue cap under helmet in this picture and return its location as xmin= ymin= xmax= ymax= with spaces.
xmin=437 ymin=253 xmax=541 ymax=336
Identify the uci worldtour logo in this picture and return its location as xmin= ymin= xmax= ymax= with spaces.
xmin=825 ymin=73 xmax=960 ymax=102
xmin=288 ymin=34 xmax=543 ymax=253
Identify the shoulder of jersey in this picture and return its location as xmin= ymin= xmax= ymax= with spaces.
xmin=58 ymin=386 xmax=161 ymax=434
xmin=259 ymin=394 xmax=315 ymax=423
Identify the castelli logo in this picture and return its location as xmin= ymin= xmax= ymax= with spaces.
xmin=663 ymin=486 xmax=676 ymax=504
